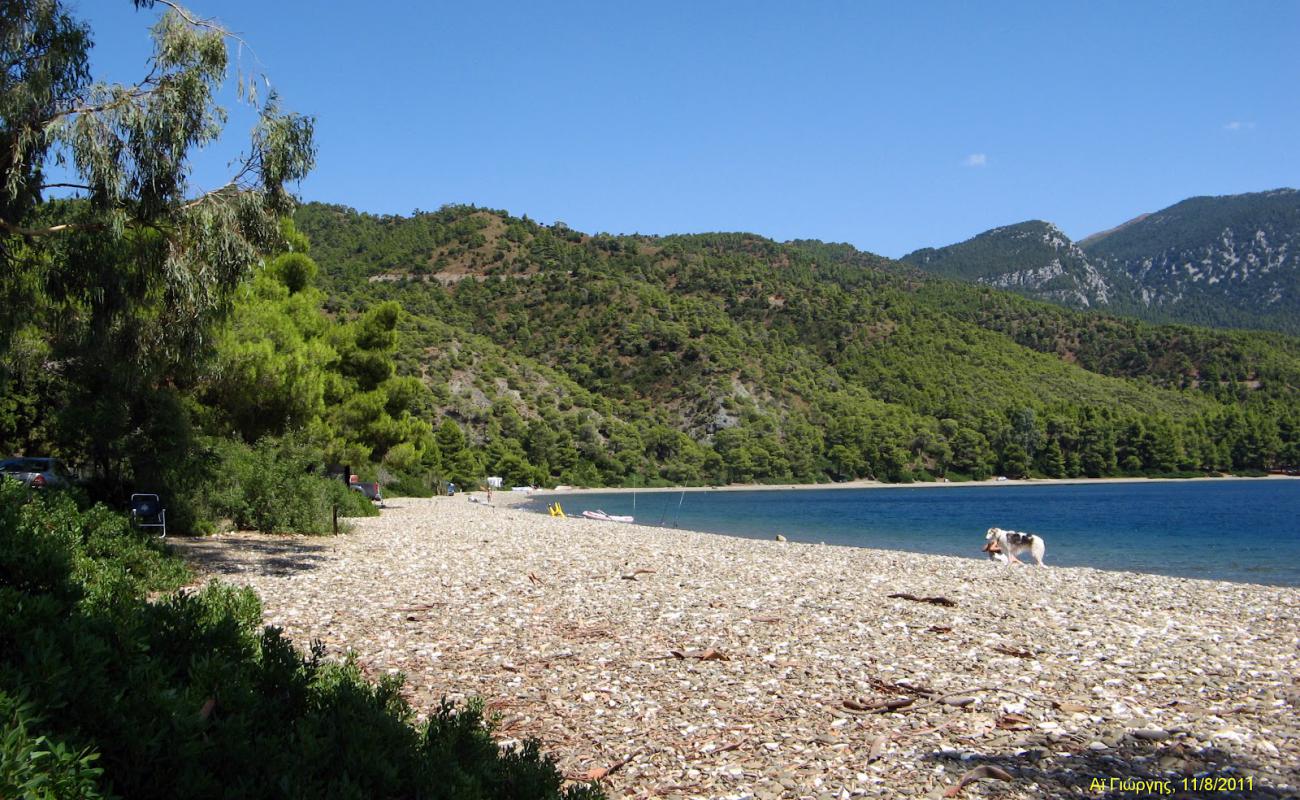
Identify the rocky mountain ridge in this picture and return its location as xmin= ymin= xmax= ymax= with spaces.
xmin=903 ymin=189 xmax=1300 ymax=334
xmin=904 ymin=220 xmax=1117 ymax=309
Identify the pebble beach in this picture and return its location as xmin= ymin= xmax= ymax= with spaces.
xmin=172 ymin=497 xmax=1300 ymax=799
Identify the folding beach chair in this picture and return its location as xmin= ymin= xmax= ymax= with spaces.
xmin=130 ymin=493 xmax=167 ymax=538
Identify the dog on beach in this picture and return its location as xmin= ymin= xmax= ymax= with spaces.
xmin=984 ymin=527 xmax=1046 ymax=566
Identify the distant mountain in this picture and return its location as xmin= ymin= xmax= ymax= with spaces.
xmin=903 ymin=189 xmax=1300 ymax=334
xmin=1082 ymin=189 xmax=1300 ymax=332
xmin=1076 ymin=213 xmax=1149 ymax=249
xmin=902 ymin=220 xmax=1118 ymax=309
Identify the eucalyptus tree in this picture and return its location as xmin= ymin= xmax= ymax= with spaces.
xmin=0 ymin=0 xmax=314 ymax=482
xmin=2 ymin=0 xmax=314 ymax=347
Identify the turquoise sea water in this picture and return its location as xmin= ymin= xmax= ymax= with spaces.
xmin=530 ymin=480 xmax=1300 ymax=586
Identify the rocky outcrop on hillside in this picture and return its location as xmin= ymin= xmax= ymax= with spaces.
xmin=904 ymin=221 xmax=1115 ymax=309
xmin=1083 ymin=189 xmax=1300 ymax=331
xmin=906 ymin=190 xmax=1300 ymax=333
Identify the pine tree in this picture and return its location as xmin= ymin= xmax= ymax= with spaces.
xmin=1039 ymin=438 xmax=1066 ymax=478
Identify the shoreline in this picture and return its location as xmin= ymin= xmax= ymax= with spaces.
xmin=483 ymin=473 xmax=1299 ymax=509
xmin=522 ymin=473 xmax=1298 ymax=500
xmin=172 ymin=498 xmax=1300 ymax=798
xmin=488 ymin=474 xmax=1300 ymax=588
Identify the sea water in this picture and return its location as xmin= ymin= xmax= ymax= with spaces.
xmin=531 ymin=480 xmax=1300 ymax=586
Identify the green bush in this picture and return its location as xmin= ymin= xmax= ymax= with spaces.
xmin=384 ymin=470 xmax=434 ymax=498
xmin=1 ymin=691 xmax=106 ymax=800
xmin=205 ymin=435 xmax=378 ymax=534
xmin=268 ymin=251 xmax=319 ymax=294
xmin=0 ymin=482 xmax=601 ymax=800
xmin=331 ymin=477 xmax=383 ymax=518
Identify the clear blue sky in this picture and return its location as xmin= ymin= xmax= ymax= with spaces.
xmin=84 ymin=1 xmax=1298 ymax=257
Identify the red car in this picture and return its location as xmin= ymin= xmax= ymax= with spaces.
xmin=348 ymin=475 xmax=383 ymax=504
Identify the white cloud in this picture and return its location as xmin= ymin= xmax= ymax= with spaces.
xmin=1224 ymin=121 xmax=1256 ymax=131
xmin=963 ymin=153 xmax=987 ymax=167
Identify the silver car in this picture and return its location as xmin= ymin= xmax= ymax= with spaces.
xmin=0 ymin=457 xmax=76 ymax=489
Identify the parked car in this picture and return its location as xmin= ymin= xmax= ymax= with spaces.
xmin=348 ymin=475 xmax=383 ymax=504
xmin=0 ymin=457 xmax=76 ymax=489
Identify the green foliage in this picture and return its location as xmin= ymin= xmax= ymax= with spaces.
xmin=0 ymin=6 xmax=594 ymax=794
xmin=203 ymin=435 xmax=377 ymax=534
xmin=1 ymin=690 xmax=106 ymax=800
xmin=2 ymin=0 xmax=315 ymax=367
xmin=1084 ymin=190 xmax=1300 ymax=268
xmin=293 ymin=203 xmax=1300 ymax=488
xmin=999 ymin=443 xmax=1031 ymax=479
xmin=902 ymin=220 xmax=1100 ymax=287
xmin=905 ymin=190 xmax=1300 ymax=335
xmin=268 ymin=251 xmax=319 ymax=294
xmin=0 ymin=483 xmax=189 ymax=609
xmin=1 ymin=1 xmax=316 ymax=530
xmin=202 ymin=271 xmax=335 ymax=442
xmin=0 ymin=482 xmax=602 ymax=800
xmin=1038 ymin=438 xmax=1066 ymax=478
xmin=199 ymin=259 xmax=438 ymax=500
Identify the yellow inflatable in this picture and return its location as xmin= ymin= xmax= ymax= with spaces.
xmin=548 ymin=502 xmax=566 ymax=517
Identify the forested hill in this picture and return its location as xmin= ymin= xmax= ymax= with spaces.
xmin=902 ymin=189 xmax=1300 ymax=334
xmin=900 ymin=220 xmax=1118 ymax=309
xmin=1082 ymin=189 xmax=1300 ymax=332
xmin=294 ymin=201 xmax=1300 ymax=488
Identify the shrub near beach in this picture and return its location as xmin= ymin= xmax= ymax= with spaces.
xmin=0 ymin=483 xmax=602 ymax=799
xmin=202 ymin=434 xmax=379 ymax=534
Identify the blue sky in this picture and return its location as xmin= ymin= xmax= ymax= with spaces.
xmin=84 ymin=1 xmax=1298 ymax=257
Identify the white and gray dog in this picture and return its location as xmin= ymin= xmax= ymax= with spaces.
xmin=984 ymin=527 xmax=1046 ymax=566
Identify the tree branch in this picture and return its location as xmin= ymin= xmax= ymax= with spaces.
xmin=178 ymin=153 xmax=260 ymax=212
xmin=0 ymin=218 xmax=104 ymax=236
xmin=152 ymin=0 xmax=218 ymax=31
xmin=152 ymin=0 xmax=256 ymax=57
xmin=51 ymin=85 xmax=158 ymax=122
xmin=177 ymin=183 xmax=237 ymax=213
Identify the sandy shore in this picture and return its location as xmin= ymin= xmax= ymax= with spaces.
xmin=486 ymin=474 xmax=1299 ymax=513
xmin=525 ymin=473 xmax=1299 ymax=498
xmin=172 ymin=498 xmax=1299 ymax=799
xmin=484 ymin=474 xmax=1300 ymax=511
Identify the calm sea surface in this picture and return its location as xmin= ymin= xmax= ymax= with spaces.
xmin=529 ymin=480 xmax=1300 ymax=586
